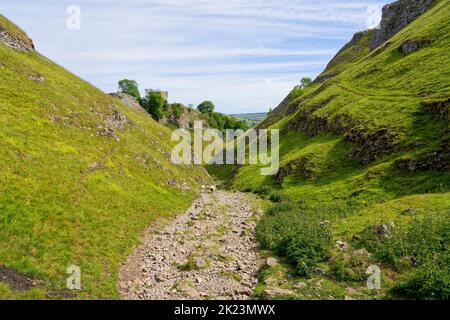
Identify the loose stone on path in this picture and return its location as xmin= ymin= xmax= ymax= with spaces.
xmin=119 ymin=190 xmax=263 ymax=300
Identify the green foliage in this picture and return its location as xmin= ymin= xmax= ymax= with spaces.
xmin=299 ymin=77 xmax=312 ymax=88
xmin=118 ymin=79 xmax=140 ymax=100
xmin=202 ymin=111 xmax=249 ymax=133
xmin=359 ymin=215 xmax=449 ymax=266
xmin=230 ymin=113 xmax=267 ymax=127
xmin=391 ymin=257 xmax=450 ymax=300
xmin=268 ymin=192 xmax=287 ymax=203
xmin=358 ymin=215 xmax=450 ymax=299
xmin=254 ymin=185 xmax=271 ymax=196
xmin=141 ymin=90 xmax=167 ymax=120
xmin=329 ymin=254 xmax=366 ymax=282
xmin=168 ymin=103 xmax=185 ymax=118
xmin=176 ymin=256 xmax=200 ymax=271
xmin=256 ymin=203 xmax=333 ymax=277
xmin=197 ymin=101 xmax=215 ymax=113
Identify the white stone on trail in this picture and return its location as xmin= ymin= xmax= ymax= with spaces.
xmin=119 ymin=190 xmax=263 ymax=300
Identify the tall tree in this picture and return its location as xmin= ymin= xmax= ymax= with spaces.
xmin=300 ymin=77 xmax=312 ymax=88
xmin=118 ymin=79 xmax=141 ymax=100
xmin=141 ymin=90 xmax=166 ymax=120
xmin=197 ymin=101 xmax=215 ymax=113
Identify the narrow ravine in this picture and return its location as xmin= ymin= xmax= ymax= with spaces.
xmin=119 ymin=190 xmax=263 ymax=300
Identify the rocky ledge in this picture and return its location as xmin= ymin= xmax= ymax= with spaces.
xmin=0 ymin=24 xmax=34 ymax=52
xmin=370 ymin=0 xmax=434 ymax=50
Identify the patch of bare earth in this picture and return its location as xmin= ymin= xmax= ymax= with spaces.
xmin=0 ymin=265 xmax=34 ymax=292
xmin=119 ymin=190 xmax=263 ymax=300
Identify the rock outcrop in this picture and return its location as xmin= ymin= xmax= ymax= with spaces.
xmin=400 ymin=39 xmax=431 ymax=54
xmin=109 ymin=92 xmax=146 ymax=112
xmin=370 ymin=0 xmax=434 ymax=50
xmin=0 ymin=18 xmax=35 ymax=52
xmin=315 ymin=30 xmax=371 ymax=83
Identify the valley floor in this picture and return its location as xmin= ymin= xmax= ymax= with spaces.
xmin=119 ymin=190 xmax=263 ymax=300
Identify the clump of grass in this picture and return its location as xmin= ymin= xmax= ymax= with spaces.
xmin=176 ymin=256 xmax=200 ymax=272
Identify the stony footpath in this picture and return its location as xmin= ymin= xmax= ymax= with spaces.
xmin=119 ymin=190 xmax=264 ymax=300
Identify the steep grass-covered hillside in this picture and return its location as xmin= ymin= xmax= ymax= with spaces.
xmin=0 ymin=15 xmax=211 ymax=299
xmin=225 ymin=0 xmax=449 ymax=299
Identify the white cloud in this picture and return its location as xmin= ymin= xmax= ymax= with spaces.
xmin=0 ymin=0 xmax=390 ymax=113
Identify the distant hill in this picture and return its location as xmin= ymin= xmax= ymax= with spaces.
xmin=229 ymin=113 xmax=267 ymax=127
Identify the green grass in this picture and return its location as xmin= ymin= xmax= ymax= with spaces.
xmin=225 ymin=0 xmax=450 ymax=300
xmin=0 ymin=17 xmax=211 ymax=299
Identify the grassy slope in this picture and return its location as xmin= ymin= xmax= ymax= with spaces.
xmin=227 ymin=0 xmax=450 ymax=298
xmin=0 ymin=16 xmax=211 ymax=299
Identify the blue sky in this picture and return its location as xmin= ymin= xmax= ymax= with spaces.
xmin=0 ymin=0 xmax=389 ymax=113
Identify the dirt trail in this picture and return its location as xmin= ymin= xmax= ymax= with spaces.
xmin=119 ymin=190 xmax=263 ymax=300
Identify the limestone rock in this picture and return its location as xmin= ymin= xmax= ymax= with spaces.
xmin=265 ymin=257 xmax=279 ymax=268
xmin=370 ymin=0 xmax=434 ymax=50
xmin=0 ymin=23 xmax=35 ymax=52
xmin=400 ymin=39 xmax=430 ymax=54
xmin=109 ymin=92 xmax=145 ymax=113
xmin=263 ymin=288 xmax=295 ymax=299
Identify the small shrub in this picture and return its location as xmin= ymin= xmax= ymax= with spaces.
xmin=329 ymin=254 xmax=366 ymax=282
xmin=357 ymin=215 xmax=450 ymax=299
xmin=269 ymin=192 xmax=289 ymax=203
xmin=256 ymin=204 xmax=333 ymax=277
xmin=329 ymin=254 xmax=350 ymax=281
xmin=391 ymin=258 xmax=450 ymax=300
xmin=358 ymin=215 xmax=449 ymax=266
xmin=280 ymin=222 xmax=333 ymax=277
xmin=254 ymin=186 xmax=271 ymax=196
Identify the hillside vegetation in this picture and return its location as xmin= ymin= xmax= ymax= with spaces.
xmin=0 ymin=15 xmax=211 ymax=299
xmin=222 ymin=0 xmax=450 ymax=299
xmin=230 ymin=113 xmax=268 ymax=127
xmin=115 ymin=80 xmax=249 ymax=132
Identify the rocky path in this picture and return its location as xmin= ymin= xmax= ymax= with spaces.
xmin=119 ymin=190 xmax=263 ymax=300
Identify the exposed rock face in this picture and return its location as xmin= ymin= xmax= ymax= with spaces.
xmin=0 ymin=24 xmax=34 ymax=52
xmin=400 ymin=39 xmax=431 ymax=54
xmin=370 ymin=0 xmax=434 ymax=50
xmin=27 ymin=73 xmax=45 ymax=82
xmin=161 ymin=107 xmax=205 ymax=129
xmin=109 ymin=92 xmax=145 ymax=112
xmin=315 ymin=30 xmax=371 ymax=83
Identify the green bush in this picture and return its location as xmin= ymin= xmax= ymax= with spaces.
xmin=118 ymin=79 xmax=140 ymax=99
xmin=391 ymin=257 xmax=450 ymax=300
xmin=141 ymin=90 xmax=167 ymax=120
xmin=169 ymin=103 xmax=185 ymax=118
xmin=269 ymin=192 xmax=289 ymax=203
xmin=359 ymin=215 xmax=449 ymax=266
xmin=329 ymin=254 xmax=366 ymax=282
xmin=357 ymin=215 xmax=450 ymax=299
xmin=197 ymin=100 xmax=215 ymax=113
xmin=254 ymin=186 xmax=271 ymax=196
xmin=256 ymin=205 xmax=333 ymax=277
